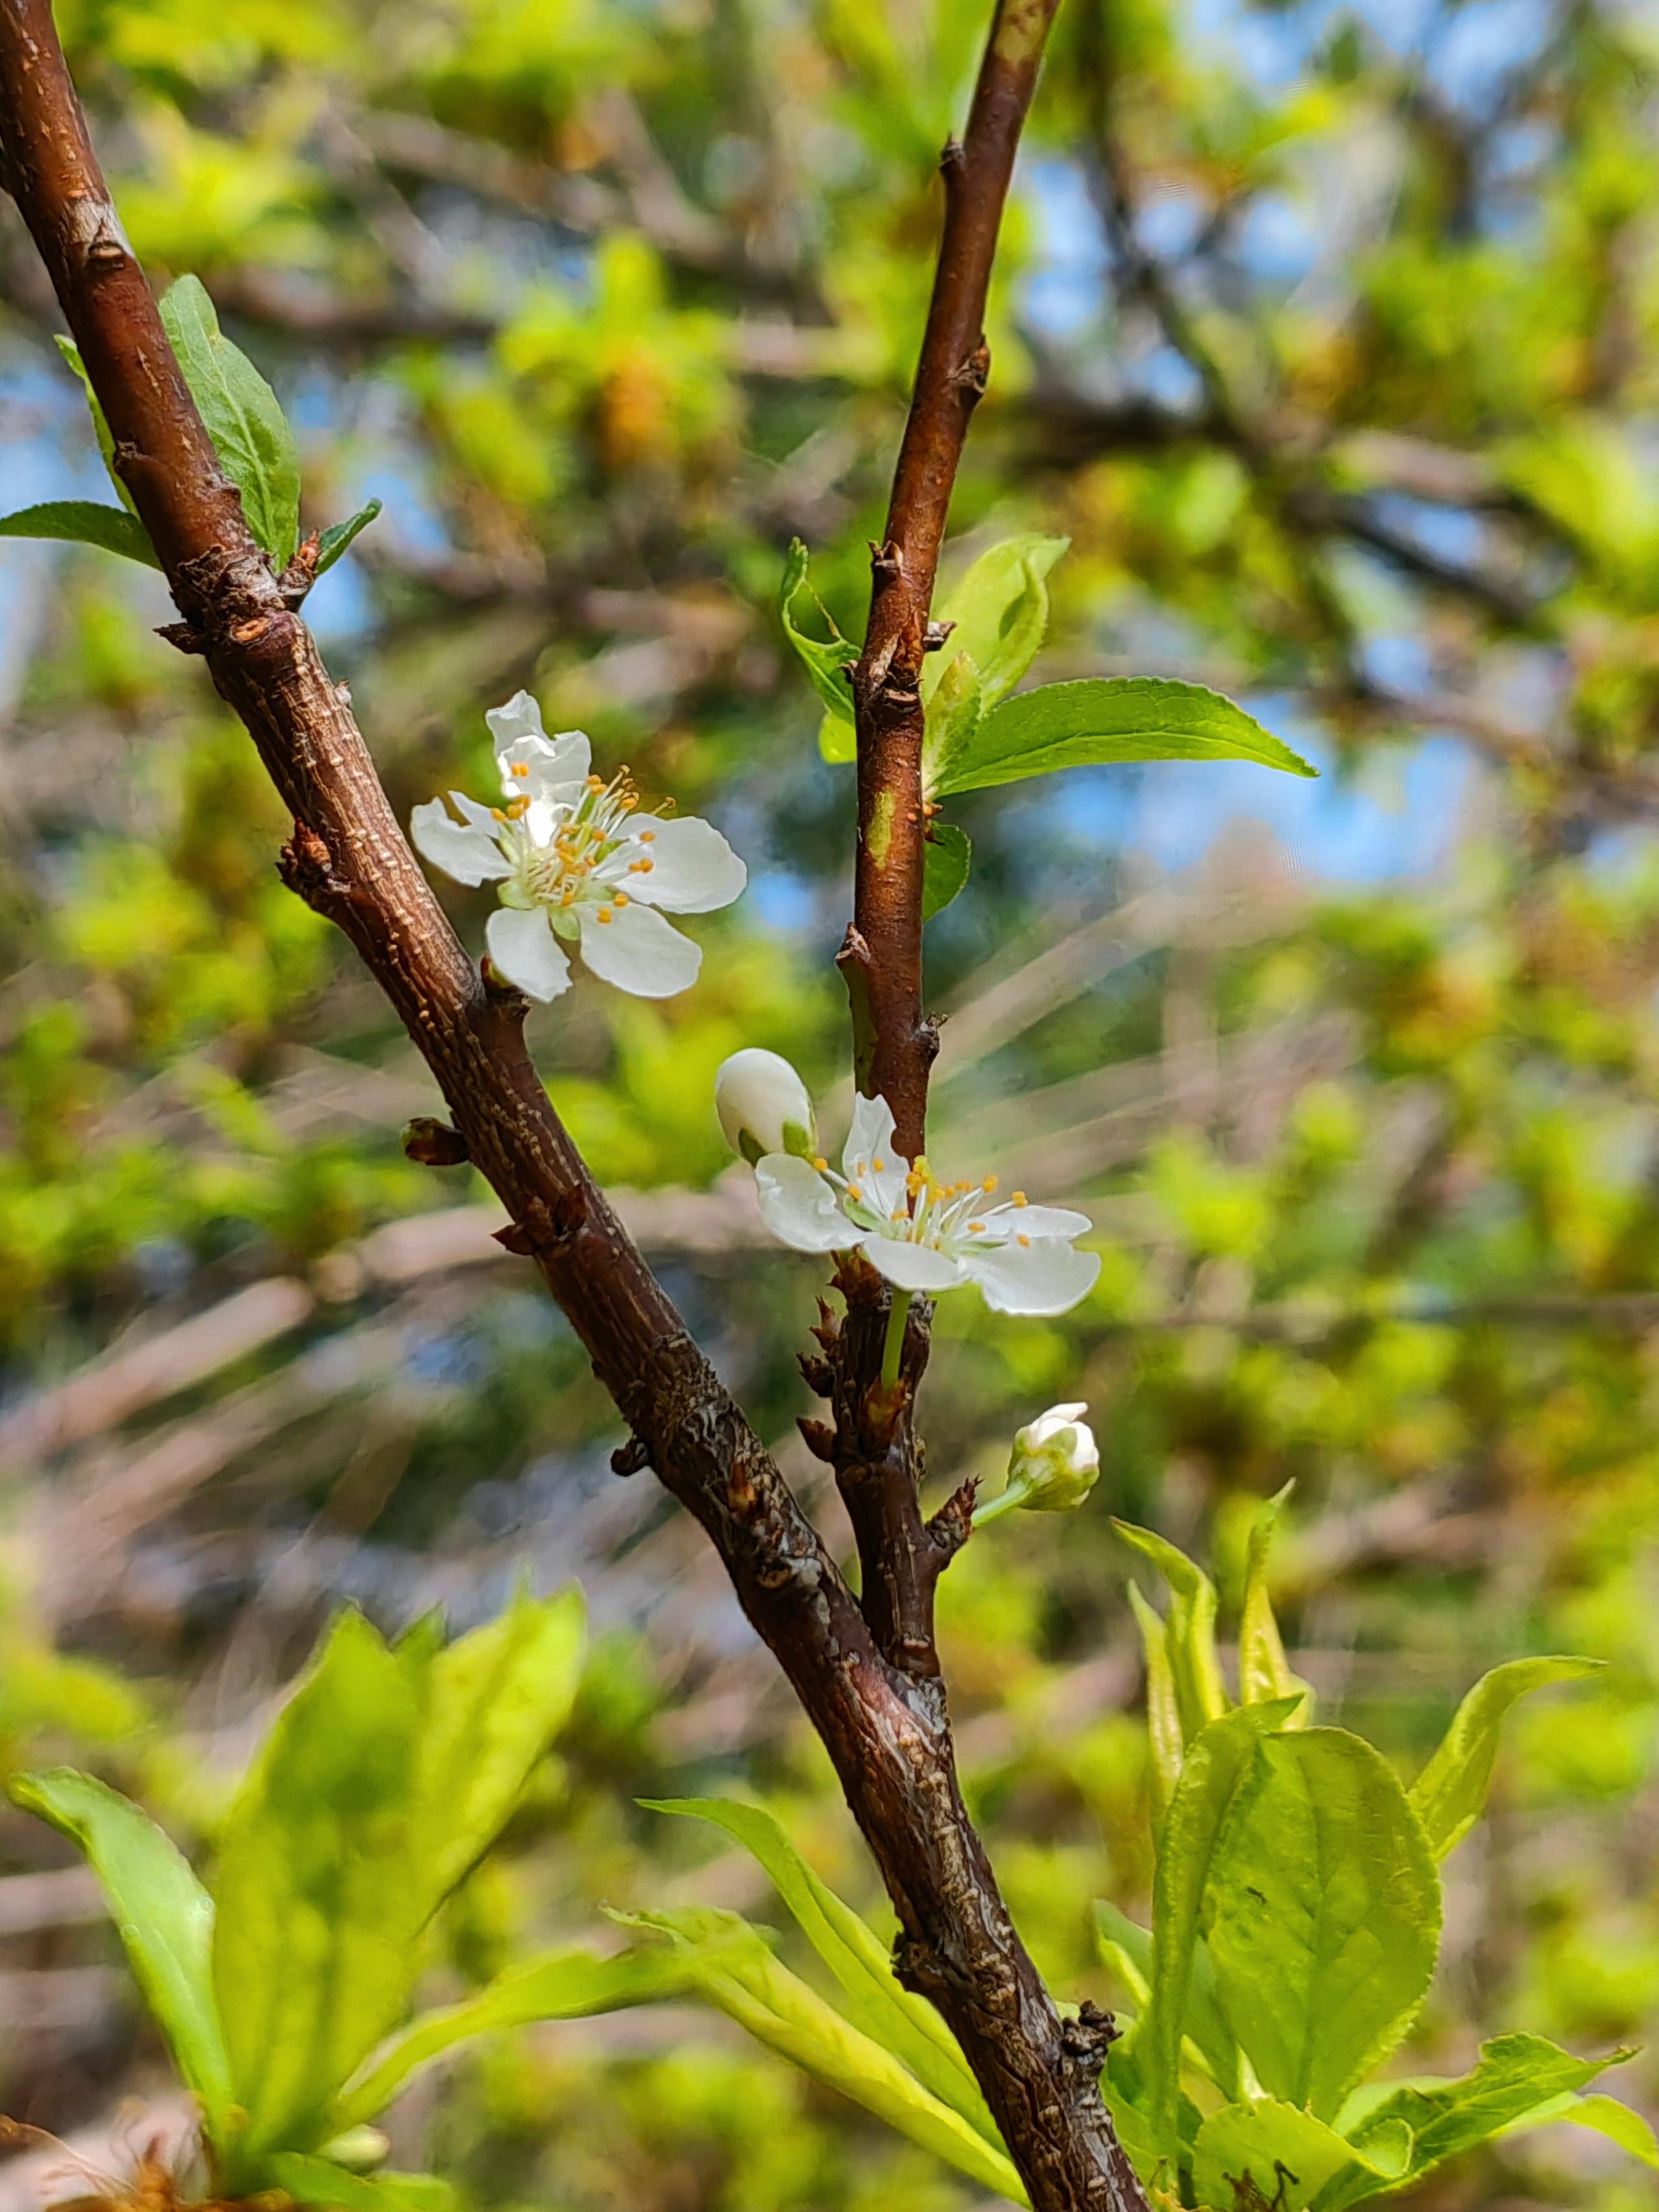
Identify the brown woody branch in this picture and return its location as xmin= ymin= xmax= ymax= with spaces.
xmin=0 ymin=2 xmax=1146 ymax=2206
xmin=847 ymin=0 xmax=1061 ymax=1162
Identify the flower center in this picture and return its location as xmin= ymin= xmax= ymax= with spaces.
xmin=505 ymin=770 xmax=659 ymax=912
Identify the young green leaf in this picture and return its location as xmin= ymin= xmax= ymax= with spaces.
xmin=267 ymin=2155 xmax=453 ymax=2212
xmin=1239 ymin=1483 xmax=1313 ymax=1724
xmin=818 ymin=711 xmax=856 ymax=763
xmin=335 ymin=1946 xmax=707 ymax=2129
xmin=1409 ymin=1656 xmax=1601 ymax=1859
xmin=1095 ymin=1901 xmax=1239 ymax=2097
xmin=1205 ymin=1727 xmax=1440 ymax=2119
xmin=1113 ymin=1521 xmax=1231 ymax=1741
xmin=0 ymin=501 xmax=160 ymax=568
xmin=56 ymin=335 xmax=135 ymax=514
xmin=618 ymin=1905 xmax=1027 ymax=2204
xmin=1344 ymin=2032 xmax=1625 ymax=2179
xmin=931 ymin=677 xmax=1318 ymax=799
xmin=1192 ymin=2097 xmax=1412 ymax=2212
xmin=1532 ymin=2091 xmax=1659 ymax=2167
xmin=314 ymin=498 xmax=384 ymax=577
xmin=211 ymin=1610 xmax=426 ymax=2165
xmin=8 ymin=1770 xmax=234 ymax=2136
xmin=926 ymin=535 xmax=1069 ymax=706
xmin=642 ymin=1797 xmax=993 ymax=2136
xmin=921 ymin=651 xmax=984 ymax=795
xmin=1139 ymin=1700 xmax=1300 ymax=2156
xmin=922 ymin=823 xmax=972 ymax=921
xmin=779 ymin=540 xmax=857 ymax=724
xmin=1126 ymin=1580 xmax=1184 ymax=1815
xmin=158 ymin=274 xmax=300 ymax=569
xmin=407 ymin=1585 xmax=585 ymax=1922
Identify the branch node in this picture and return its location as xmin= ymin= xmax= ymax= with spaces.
xmin=403 ymin=1116 xmax=470 ymax=1168
xmin=491 ymin=1192 xmax=582 ymax=1257
xmin=925 ymin=1476 xmax=978 ymax=1565
xmin=156 ymin=620 xmax=207 ymax=655
xmin=834 ymin=924 xmax=875 ymax=978
xmin=797 ymin=1350 xmax=834 ymax=1395
xmin=939 ymin=134 xmax=966 ymax=178
xmin=278 ymin=531 xmax=322 ymax=607
xmin=797 ymin=1417 xmax=838 ymax=1463
xmin=949 ymin=340 xmax=991 ymax=400
xmin=867 ymin=538 xmax=904 ymax=577
xmin=1060 ymin=2000 xmax=1120 ymax=2077
xmin=611 ymin=1433 xmax=652 ymax=1478
xmin=923 ymin=618 xmax=956 ymax=653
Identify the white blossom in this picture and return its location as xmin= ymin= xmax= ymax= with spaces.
xmin=715 ymin=1049 xmax=817 ymax=1164
xmin=411 ymin=691 xmax=745 ymax=1002
xmin=976 ymin=1402 xmax=1100 ymax=1522
xmin=751 ymin=1091 xmax=1100 ymax=1317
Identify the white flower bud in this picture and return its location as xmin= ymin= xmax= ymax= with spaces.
xmin=715 ymin=1049 xmax=817 ymax=1166
xmin=976 ymin=1402 xmax=1100 ymax=1524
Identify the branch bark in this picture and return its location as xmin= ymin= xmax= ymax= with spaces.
xmin=0 ymin=3 xmax=1146 ymax=2207
xmin=847 ymin=0 xmax=1061 ymax=1162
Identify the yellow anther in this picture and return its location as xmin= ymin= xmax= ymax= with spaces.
xmin=873 ymin=1159 xmax=886 ymax=1174
xmin=982 ymin=1175 xmax=999 ymax=1192
xmin=891 ymin=1207 xmax=907 ymax=1222
xmin=614 ymin=891 xmax=629 ymax=907
xmin=847 ymin=1183 xmax=864 ymax=1203
xmin=1012 ymin=1192 xmax=1027 ymax=1207
xmin=588 ymin=774 xmax=605 ymax=791
xmin=631 ymin=857 xmax=654 ymax=872
xmin=639 ymin=829 xmax=656 ymax=843
xmin=597 ymin=908 xmax=613 ymax=924
xmin=812 ymin=1157 xmax=829 ymax=1173
xmin=511 ymin=761 xmax=531 ymax=778
xmin=968 ymin=1220 xmax=986 ymax=1234
xmin=490 ymin=806 xmax=506 ymax=821
xmin=505 ymin=796 xmax=531 ymax=819
xmin=1017 ymin=1232 xmax=1031 ymax=1247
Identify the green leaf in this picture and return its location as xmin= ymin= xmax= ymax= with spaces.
xmin=268 ymin=2156 xmax=453 ymax=2212
xmin=407 ymin=1585 xmax=585 ymax=1921
xmin=1409 ymin=1657 xmax=1601 ymax=1860
xmin=926 ymin=535 xmax=1069 ymax=706
xmin=921 ymin=651 xmax=984 ymax=795
xmin=335 ymin=1946 xmax=705 ymax=2129
xmin=1205 ymin=1728 xmax=1440 ymax=2119
xmin=8 ymin=1770 xmax=234 ymax=2137
xmin=1095 ymin=1901 xmax=1239 ymax=2097
xmin=780 ymin=540 xmax=857 ymax=724
xmin=1193 ymin=2098 xmax=1411 ymax=2212
xmin=922 ymin=823 xmax=971 ymax=922
xmin=56 ymin=335 xmax=135 ymax=514
xmin=1139 ymin=1700 xmax=1300 ymax=2156
xmin=1239 ymin=1483 xmax=1313 ymax=1724
xmin=0 ymin=501 xmax=160 ymax=568
xmin=1346 ymin=2032 xmax=1621 ymax=2179
xmin=642 ymin=1798 xmax=993 ymax=2137
xmin=1126 ymin=1581 xmax=1184 ymax=1816
xmin=314 ymin=498 xmax=384 ymax=576
xmin=620 ymin=1906 xmax=1027 ymax=2204
xmin=212 ymin=1610 xmax=426 ymax=2165
xmin=158 ymin=274 xmax=300 ymax=568
xmin=1544 ymin=2092 xmax=1659 ymax=2167
xmin=1113 ymin=1521 xmax=1231 ymax=1742
xmin=932 ymin=677 xmax=1318 ymax=799
xmin=818 ymin=711 xmax=856 ymax=764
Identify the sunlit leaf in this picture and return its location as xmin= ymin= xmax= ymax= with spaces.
xmin=0 ymin=500 xmax=160 ymax=568
xmin=314 ymin=498 xmax=384 ymax=576
xmin=1410 ymin=1657 xmax=1601 ymax=1860
xmin=926 ymin=535 xmax=1069 ymax=705
xmin=922 ymin=823 xmax=971 ymax=921
xmin=780 ymin=539 xmax=857 ymax=724
xmin=158 ymin=274 xmax=300 ymax=568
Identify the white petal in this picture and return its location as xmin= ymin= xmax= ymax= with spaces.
xmin=577 ymin=901 xmax=701 ymax=997
xmin=755 ymin=1153 xmax=849 ymax=1253
xmin=860 ymin=1235 xmax=966 ymax=1293
xmin=499 ymin=732 xmax=592 ymax=800
xmin=486 ymin=690 xmax=546 ymax=749
xmin=842 ymin=1092 xmax=901 ymax=1181
xmin=485 ymin=905 xmax=571 ymax=1001
xmin=625 ymin=815 xmax=747 ymax=913
xmin=976 ymin=1203 xmax=1094 ymax=1244
xmin=411 ymin=798 xmax=512 ymax=887
xmin=964 ymin=1239 xmax=1101 ymax=1317
xmin=452 ymin=791 xmax=500 ymax=832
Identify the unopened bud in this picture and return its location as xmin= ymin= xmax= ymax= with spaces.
xmin=715 ymin=1048 xmax=817 ymax=1165
xmin=975 ymin=1402 xmax=1100 ymax=1526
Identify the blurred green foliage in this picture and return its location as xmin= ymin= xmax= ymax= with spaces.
xmin=6 ymin=0 xmax=1659 ymax=2204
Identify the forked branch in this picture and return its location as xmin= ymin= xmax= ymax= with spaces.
xmin=0 ymin=0 xmax=1146 ymax=2204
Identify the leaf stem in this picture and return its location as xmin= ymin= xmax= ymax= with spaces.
xmin=880 ymin=1291 xmax=912 ymax=1392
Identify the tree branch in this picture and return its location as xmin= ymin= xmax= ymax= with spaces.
xmin=0 ymin=3 xmax=1146 ymax=2206
xmin=849 ymin=0 xmax=1060 ymax=1162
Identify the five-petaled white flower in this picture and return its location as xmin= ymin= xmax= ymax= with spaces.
xmin=752 ymin=1090 xmax=1100 ymax=1316
xmin=411 ymin=691 xmax=747 ymax=1002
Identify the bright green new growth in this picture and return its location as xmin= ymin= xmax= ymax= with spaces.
xmin=1095 ymin=1507 xmax=1650 ymax=2206
xmin=0 ymin=278 xmax=380 ymax=579
xmin=779 ymin=533 xmax=1315 ymax=920
xmin=8 ymin=1589 xmax=610 ymax=2209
